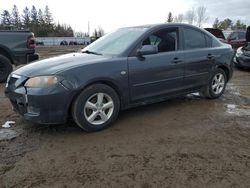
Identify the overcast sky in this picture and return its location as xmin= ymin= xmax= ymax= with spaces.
xmin=0 ymin=0 xmax=249 ymax=34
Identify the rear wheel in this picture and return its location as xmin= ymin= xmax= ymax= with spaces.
xmin=201 ymin=68 xmax=227 ymax=99
xmin=72 ymin=84 xmax=120 ymax=132
xmin=0 ymin=55 xmax=13 ymax=83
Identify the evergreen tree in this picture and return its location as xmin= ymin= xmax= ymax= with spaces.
xmin=44 ymin=5 xmax=53 ymax=25
xmin=31 ymin=5 xmax=38 ymax=25
xmin=232 ymin=20 xmax=246 ymax=30
xmin=11 ymin=5 xmax=21 ymax=29
xmin=1 ymin=5 xmax=75 ymax=37
xmin=1 ymin=10 xmax=12 ymax=26
xmin=218 ymin=18 xmax=233 ymax=30
xmin=22 ymin=6 xmax=30 ymax=28
xmin=38 ymin=9 xmax=44 ymax=25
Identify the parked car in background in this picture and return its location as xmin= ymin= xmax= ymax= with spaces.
xmin=69 ymin=41 xmax=78 ymax=45
xmin=204 ymin=28 xmax=226 ymax=42
xmin=0 ymin=30 xmax=39 ymax=82
xmin=234 ymin=43 xmax=250 ymax=68
xmin=60 ymin=40 xmax=68 ymax=45
xmin=223 ymin=31 xmax=246 ymax=50
xmin=5 ymin=23 xmax=234 ymax=132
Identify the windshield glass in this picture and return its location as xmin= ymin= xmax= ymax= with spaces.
xmin=223 ymin=31 xmax=232 ymax=39
xmin=82 ymin=27 xmax=148 ymax=56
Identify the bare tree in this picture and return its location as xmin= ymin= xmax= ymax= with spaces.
xmin=97 ymin=26 xmax=104 ymax=37
xmin=196 ymin=6 xmax=209 ymax=27
xmin=174 ymin=14 xmax=184 ymax=23
xmin=185 ymin=8 xmax=196 ymax=25
xmin=213 ymin=18 xmax=219 ymax=29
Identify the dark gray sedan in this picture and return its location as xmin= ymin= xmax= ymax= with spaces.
xmin=5 ymin=23 xmax=234 ymax=132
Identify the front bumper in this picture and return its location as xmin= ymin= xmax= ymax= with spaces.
xmin=5 ymin=74 xmax=74 ymax=124
xmin=234 ymin=54 xmax=250 ymax=68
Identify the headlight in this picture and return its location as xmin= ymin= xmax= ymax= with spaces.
xmin=24 ymin=76 xmax=60 ymax=88
xmin=236 ymin=47 xmax=243 ymax=57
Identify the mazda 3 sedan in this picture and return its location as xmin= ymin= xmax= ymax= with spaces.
xmin=5 ymin=24 xmax=234 ymax=132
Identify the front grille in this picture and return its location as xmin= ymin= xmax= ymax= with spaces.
xmin=243 ymin=51 xmax=250 ymax=57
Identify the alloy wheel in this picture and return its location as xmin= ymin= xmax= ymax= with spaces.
xmin=84 ymin=92 xmax=114 ymax=125
xmin=212 ymin=73 xmax=225 ymax=95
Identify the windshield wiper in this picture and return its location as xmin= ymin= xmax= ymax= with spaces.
xmin=82 ymin=50 xmax=102 ymax=55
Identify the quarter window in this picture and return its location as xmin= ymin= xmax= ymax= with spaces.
xmin=183 ymin=28 xmax=206 ymax=49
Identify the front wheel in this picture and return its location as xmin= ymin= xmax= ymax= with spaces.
xmin=72 ymin=84 xmax=120 ymax=132
xmin=201 ymin=68 xmax=227 ymax=99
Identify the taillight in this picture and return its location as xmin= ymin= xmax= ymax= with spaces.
xmin=27 ymin=36 xmax=35 ymax=49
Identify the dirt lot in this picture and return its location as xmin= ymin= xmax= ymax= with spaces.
xmin=0 ymin=46 xmax=250 ymax=188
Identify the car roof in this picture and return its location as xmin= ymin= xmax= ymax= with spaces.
xmin=124 ymin=23 xmax=202 ymax=30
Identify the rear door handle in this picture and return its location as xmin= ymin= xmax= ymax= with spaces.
xmin=207 ymin=54 xmax=215 ymax=59
xmin=171 ymin=57 xmax=183 ymax=64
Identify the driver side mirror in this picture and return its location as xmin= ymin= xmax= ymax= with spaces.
xmin=137 ymin=45 xmax=158 ymax=56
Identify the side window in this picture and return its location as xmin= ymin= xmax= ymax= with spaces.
xmin=149 ymin=35 xmax=162 ymax=46
xmin=142 ymin=28 xmax=178 ymax=53
xmin=183 ymin=28 xmax=206 ymax=50
xmin=230 ymin=32 xmax=238 ymax=40
xmin=238 ymin=32 xmax=246 ymax=40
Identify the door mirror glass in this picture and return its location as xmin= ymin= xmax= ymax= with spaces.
xmin=137 ymin=45 xmax=158 ymax=56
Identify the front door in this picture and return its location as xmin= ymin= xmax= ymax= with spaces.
xmin=128 ymin=27 xmax=185 ymax=101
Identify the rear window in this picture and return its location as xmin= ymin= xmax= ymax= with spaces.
xmin=183 ymin=27 xmax=206 ymax=49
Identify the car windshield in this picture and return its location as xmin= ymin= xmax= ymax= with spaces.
xmin=223 ymin=31 xmax=232 ymax=39
xmin=82 ymin=27 xmax=148 ymax=56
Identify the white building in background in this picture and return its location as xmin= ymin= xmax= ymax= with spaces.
xmin=35 ymin=37 xmax=91 ymax=46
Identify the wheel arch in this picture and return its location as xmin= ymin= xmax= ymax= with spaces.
xmin=68 ymin=79 xmax=125 ymax=117
xmin=0 ymin=45 xmax=15 ymax=64
xmin=216 ymin=65 xmax=230 ymax=82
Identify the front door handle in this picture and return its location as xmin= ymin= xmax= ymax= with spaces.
xmin=207 ymin=54 xmax=215 ymax=59
xmin=171 ymin=57 xmax=183 ymax=64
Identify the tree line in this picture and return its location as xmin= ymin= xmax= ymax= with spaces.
xmin=0 ymin=5 xmax=74 ymax=37
xmin=166 ymin=6 xmax=247 ymax=30
xmin=166 ymin=6 xmax=209 ymax=28
xmin=213 ymin=18 xmax=246 ymax=30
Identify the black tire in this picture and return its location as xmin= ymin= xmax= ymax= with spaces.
xmin=0 ymin=55 xmax=13 ymax=83
xmin=72 ymin=84 xmax=120 ymax=132
xmin=201 ymin=68 xmax=227 ymax=99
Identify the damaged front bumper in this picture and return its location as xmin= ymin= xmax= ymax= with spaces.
xmin=5 ymin=74 xmax=74 ymax=124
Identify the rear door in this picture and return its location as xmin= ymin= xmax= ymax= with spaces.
xmin=128 ymin=27 xmax=185 ymax=101
xmin=182 ymin=26 xmax=215 ymax=89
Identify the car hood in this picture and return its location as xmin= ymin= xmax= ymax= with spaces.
xmin=14 ymin=53 xmax=110 ymax=77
